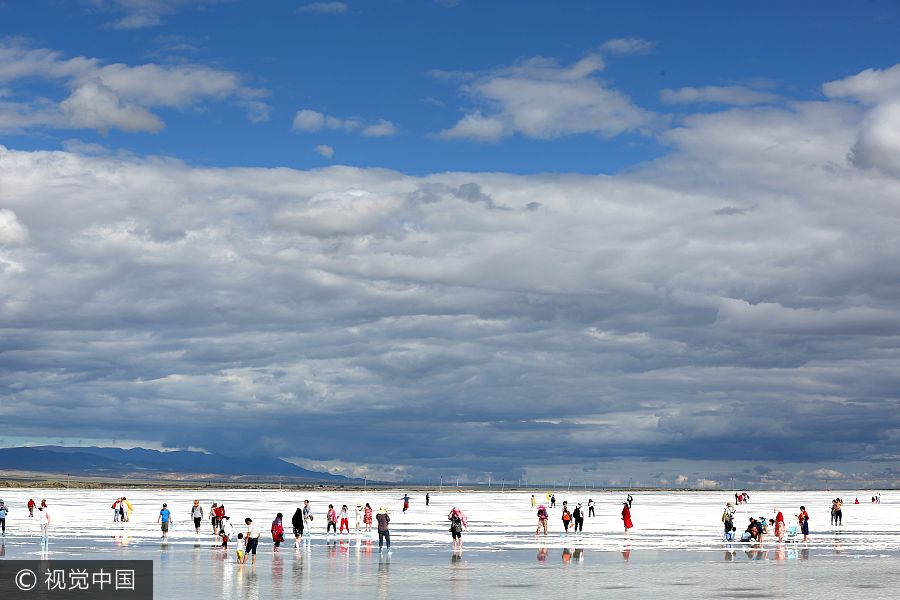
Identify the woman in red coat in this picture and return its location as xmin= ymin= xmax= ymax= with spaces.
xmin=621 ymin=501 xmax=633 ymax=532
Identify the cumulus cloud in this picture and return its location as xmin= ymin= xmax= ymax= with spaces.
xmin=292 ymin=108 xmax=397 ymax=136
xmin=824 ymin=66 xmax=900 ymax=177
xmin=60 ymin=80 xmax=165 ymax=133
xmin=3 ymin=63 xmax=900 ymax=482
xmin=661 ymin=85 xmax=779 ymax=106
xmin=0 ymin=209 xmax=29 ymax=245
xmin=296 ymin=1 xmax=348 ymax=14
xmin=0 ymin=41 xmax=267 ymax=133
xmin=439 ymin=52 xmax=661 ymax=141
xmin=823 ymin=64 xmax=900 ymax=105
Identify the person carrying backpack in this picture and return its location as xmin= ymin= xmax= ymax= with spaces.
xmin=561 ymin=501 xmax=572 ymax=533
xmin=722 ymin=502 xmax=736 ymax=538
xmin=448 ymin=507 xmax=467 ymax=548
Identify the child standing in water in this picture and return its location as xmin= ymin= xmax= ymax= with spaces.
xmin=220 ymin=516 xmax=234 ymax=548
xmin=235 ymin=533 xmax=245 ymax=563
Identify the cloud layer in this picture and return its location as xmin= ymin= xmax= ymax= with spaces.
xmin=2 ymin=62 xmax=900 ymax=485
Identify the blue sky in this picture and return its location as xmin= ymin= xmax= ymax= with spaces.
xmin=2 ymin=1 xmax=900 ymax=487
xmin=1 ymin=0 xmax=898 ymax=173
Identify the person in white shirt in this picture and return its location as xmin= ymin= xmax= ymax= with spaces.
xmin=38 ymin=504 xmax=51 ymax=546
xmin=243 ymin=518 xmax=260 ymax=564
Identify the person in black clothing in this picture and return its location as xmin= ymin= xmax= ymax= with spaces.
xmin=746 ymin=517 xmax=764 ymax=542
xmin=572 ymin=503 xmax=584 ymax=532
xmin=550 ymin=494 xmax=556 ymax=508
xmin=291 ymin=507 xmax=304 ymax=547
xmin=627 ymin=494 xmax=633 ymax=509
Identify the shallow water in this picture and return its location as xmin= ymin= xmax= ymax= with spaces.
xmin=0 ymin=488 xmax=895 ymax=598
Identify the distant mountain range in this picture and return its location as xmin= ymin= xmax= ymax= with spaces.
xmin=0 ymin=446 xmax=356 ymax=483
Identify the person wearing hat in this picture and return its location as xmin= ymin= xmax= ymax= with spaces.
xmin=375 ymin=506 xmax=391 ymax=551
xmin=355 ymin=503 xmax=363 ymax=530
xmin=722 ymin=501 xmax=736 ymax=539
xmin=157 ymin=503 xmax=173 ymax=538
xmin=536 ymin=504 xmax=549 ymax=536
xmin=572 ymin=503 xmax=584 ymax=533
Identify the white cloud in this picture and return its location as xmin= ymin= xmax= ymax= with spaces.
xmin=4 ymin=62 xmax=900 ymax=480
xmin=293 ymin=109 xmax=326 ymax=131
xmin=823 ymin=64 xmax=900 ymax=105
xmin=292 ymin=109 xmax=397 ymax=136
xmin=824 ymin=65 xmax=900 ymax=177
xmin=600 ymin=37 xmax=656 ymax=55
xmin=296 ymin=2 xmax=348 ymax=14
xmin=439 ymin=53 xmax=660 ymax=141
xmin=850 ymin=101 xmax=900 ymax=176
xmin=0 ymin=41 xmax=268 ymax=132
xmin=0 ymin=208 xmax=29 ymax=245
xmin=89 ymin=0 xmax=226 ymax=29
xmin=661 ymin=85 xmax=778 ymax=106
xmin=60 ymin=80 xmax=165 ymax=133
xmin=362 ymin=119 xmax=398 ymax=137
xmin=315 ymin=144 xmax=334 ymax=158
xmin=439 ymin=111 xmax=505 ymax=142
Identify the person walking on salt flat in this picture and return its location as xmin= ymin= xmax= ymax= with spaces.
xmin=191 ymin=500 xmax=204 ymax=534
xmin=536 ymin=504 xmax=549 ymax=536
xmin=622 ymin=501 xmax=633 ymax=533
xmin=158 ymin=503 xmax=173 ymax=539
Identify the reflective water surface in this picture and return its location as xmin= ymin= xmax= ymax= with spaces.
xmin=2 ymin=535 xmax=898 ymax=600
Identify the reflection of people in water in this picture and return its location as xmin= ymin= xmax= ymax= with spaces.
xmin=562 ymin=548 xmax=572 ymax=564
xmin=724 ymin=545 xmax=736 ymax=561
xmin=537 ymin=547 xmax=548 ymax=563
xmin=621 ymin=544 xmax=631 ymax=561
xmin=572 ymin=548 xmax=584 ymax=563
xmin=745 ymin=548 xmax=767 ymax=561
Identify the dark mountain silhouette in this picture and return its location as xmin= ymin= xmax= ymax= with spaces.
xmin=0 ymin=446 xmax=355 ymax=482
